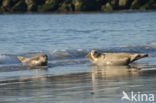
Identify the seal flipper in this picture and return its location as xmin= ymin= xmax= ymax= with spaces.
xmin=130 ymin=54 xmax=148 ymax=63
xmin=17 ymin=56 xmax=25 ymax=62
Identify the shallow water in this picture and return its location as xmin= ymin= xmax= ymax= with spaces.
xmin=0 ymin=12 xmax=156 ymax=103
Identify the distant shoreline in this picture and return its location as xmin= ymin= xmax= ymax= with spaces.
xmin=0 ymin=0 xmax=155 ymax=14
xmin=0 ymin=10 xmax=156 ymax=15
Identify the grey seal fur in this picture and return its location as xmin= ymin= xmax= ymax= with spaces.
xmin=86 ymin=50 xmax=148 ymax=66
xmin=18 ymin=54 xmax=48 ymax=66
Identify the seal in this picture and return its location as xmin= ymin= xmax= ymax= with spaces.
xmin=17 ymin=54 xmax=48 ymax=66
xmin=86 ymin=50 xmax=148 ymax=66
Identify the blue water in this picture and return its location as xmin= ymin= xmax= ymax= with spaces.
xmin=0 ymin=12 xmax=156 ymax=103
xmin=0 ymin=12 xmax=156 ymax=54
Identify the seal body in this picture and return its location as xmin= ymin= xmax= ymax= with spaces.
xmin=17 ymin=54 xmax=48 ymax=66
xmin=86 ymin=50 xmax=148 ymax=66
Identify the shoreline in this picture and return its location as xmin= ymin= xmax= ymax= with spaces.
xmin=0 ymin=0 xmax=155 ymax=14
xmin=0 ymin=10 xmax=156 ymax=15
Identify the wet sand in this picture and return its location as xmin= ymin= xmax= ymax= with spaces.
xmin=0 ymin=61 xmax=156 ymax=103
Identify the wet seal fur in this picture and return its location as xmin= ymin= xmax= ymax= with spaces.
xmin=17 ymin=54 xmax=48 ymax=66
xmin=86 ymin=50 xmax=148 ymax=66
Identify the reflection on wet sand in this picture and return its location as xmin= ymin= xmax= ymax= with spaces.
xmin=0 ymin=65 xmax=48 ymax=72
xmin=0 ymin=65 xmax=156 ymax=103
xmin=90 ymin=65 xmax=141 ymax=99
xmin=91 ymin=65 xmax=141 ymax=80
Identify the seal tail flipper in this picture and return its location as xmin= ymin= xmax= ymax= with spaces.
xmin=17 ymin=56 xmax=26 ymax=62
xmin=130 ymin=54 xmax=148 ymax=63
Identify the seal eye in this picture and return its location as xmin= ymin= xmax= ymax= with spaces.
xmin=94 ymin=51 xmax=97 ymax=54
xmin=44 ymin=55 xmax=48 ymax=59
xmin=93 ymin=51 xmax=101 ymax=57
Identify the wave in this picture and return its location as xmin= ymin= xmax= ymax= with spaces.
xmin=103 ymin=44 xmax=156 ymax=53
xmin=0 ymin=54 xmax=20 ymax=65
xmin=0 ymin=43 xmax=155 ymax=65
xmin=47 ymin=49 xmax=89 ymax=60
xmin=46 ymin=42 xmax=156 ymax=61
